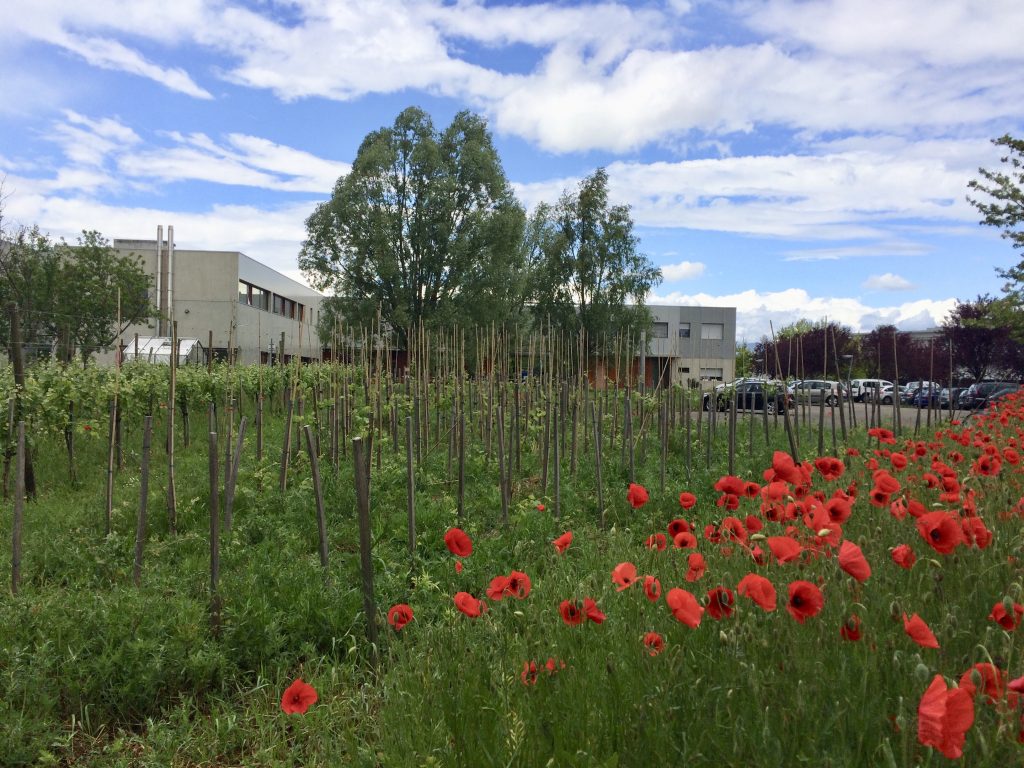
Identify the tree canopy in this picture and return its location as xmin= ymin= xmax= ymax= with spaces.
xmin=528 ymin=168 xmax=661 ymax=355
xmin=299 ymin=107 xmax=527 ymax=344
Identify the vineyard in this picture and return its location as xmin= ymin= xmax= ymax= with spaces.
xmin=1 ymin=348 xmax=1022 ymax=767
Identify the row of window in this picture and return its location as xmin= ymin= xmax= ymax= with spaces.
xmin=651 ymin=322 xmax=724 ymax=340
xmin=239 ymin=280 xmax=306 ymax=323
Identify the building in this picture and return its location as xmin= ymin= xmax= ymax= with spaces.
xmin=644 ymin=305 xmax=737 ymax=387
xmin=113 ymin=227 xmax=324 ymax=364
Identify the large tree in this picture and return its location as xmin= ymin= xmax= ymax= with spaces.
xmin=528 ymin=168 xmax=661 ymax=356
xmin=755 ymin=319 xmax=856 ymax=380
xmin=299 ymin=107 xmax=527 ymax=344
xmin=0 ymin=223 xmax=152 ymax=363
xmin=967 ymin=134 xmax=1024 ymax=339
xmin=941 ymin=295 xmax=1015 ymax=382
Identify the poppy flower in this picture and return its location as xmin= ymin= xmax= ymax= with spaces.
xmin=507 ymin=571 xmax=531 ymax=599
xmin=838 ymin=540 xmax=871 ymax=583
xmin=583 ymin=597 xmax=606 ymax=623
xmin=705 ymin=587 xmax=735 ymax=620
xmin=545 ymin=657 xmax=565 ymax=674
xmin=840 ymin=614 xmax=862 ymax=642
xmin=872 ymin=469 xmax=901 ymax=494
xmin=744 ymin=514 xmax=763 ymax=534
xmin=786 ymin=581 xmax=824 ymax=623
xmin=643 ymin=631 xmax=665 ymax=656
xmin=645 ymin=533 xmax=667 ymax=550
xmin=668 ymin=518 xmax=692 ymax=538
xmin=444 ymin=527 xmax=473 ymax=557
xmin=559 ymin=599 xmax=584 ymax=626
xmin=553 ymin=531 xmax=573 ymax=554
xmin=1009 ymin=675 xmax=1024 ymax=695
xmin=521 ymin=660 xmax=539 ymax=685
xmin=714 ymin=475 xmax=746 ymax=495
xmin=280 ymin=678 xmax=318 ymax=715
xmin=916 ymin=511 xmax=963 ymax=555
xmin=720 ymin=516 xmax=748 ymax=543
xmin=813 ymin=456 xmax=845 ymax=481
xmin=643 ymin=575 xmax=661 ymax=602
xmin=536 ymin=503 xmax=546 ymax=512
xmin=454 ymin=592 xmax=486 ymax=618
xmin=867 ymin=427 xmax=897 ymax=445
xmin=737 ymin=573 xmax=776 ymax=612
xmin=685 ymin=552 xmax=706 ymax=582
xmin=767 ymin=536 xmax=802 ymax=564
xmin=612 ymin=562 xmax=638 ymax=591
xmin=387 ymin=603 xmax=413 ymax=631
xmin=679 ymin=491 xmax=697 ymax=509
xmin=891 ymin=544 xmax=917 ymax=569
xmin=961 ymin=517 xmax=992 ymax=550
xmin=903 ymin=613 xmax=940 ymax=649
xmin=486 ymin=575 xmax=511 ymax=601
xmin=666 ymin=587 xmax=703 ymax=628
xmin=673 ymin=531 xmax=698 ymax=549
xmin=771 ymin=451 xmax=805 ymax=486
xmin=917 ymin=674 xmax=975 ymax=759
xmin=988 ymin=601 xmax=1023 ymax=631
xmin=959 ymin=663 xmax=1008 ymax=704
xmin=454 ymin=560 xmax=463 ymax=574
xmin=626 ymin=483 xmax=649 ymax=509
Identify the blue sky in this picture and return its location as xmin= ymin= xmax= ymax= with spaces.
xmin=2 ymin=0 xmax=1022 ymax=341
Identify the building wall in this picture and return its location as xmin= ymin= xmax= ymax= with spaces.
xmin=112 ymin=238 xmax=323 ymax=364
xmin=646 ymin=305 xmax=737 ymax=386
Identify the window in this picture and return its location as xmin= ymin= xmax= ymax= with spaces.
xmin=701 ymin=323 xmax=724 ymax=340
xmin=678 ymin=323 xmax=691 ymax=338
xmin=252 ymin=287 xmax=269 ymax=311
xmin=652 ymin=322 xmax=669 ymax=339
xmin=700 ymin=367 xmax=724 ymax=381
xmin=677 ymin=366 xmax=690 ymax=373
xmin=238 ymin=281 xmax=251 ymax=306
xmin=273 ymin=294 xmax=285 ymax=315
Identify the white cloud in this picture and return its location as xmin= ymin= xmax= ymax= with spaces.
xmin=648 ymin=287 xmax=955 ymax=340
xmin=863 ymin=273 xmax=915 ymax=291
xmin=660 ymin=260 xmax=705 ymax=281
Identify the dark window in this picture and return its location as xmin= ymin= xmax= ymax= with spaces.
xmin=652 ymin=322 xmax=669 ymax=339
xmin=678 ymin=323 xmax=691 ymax=338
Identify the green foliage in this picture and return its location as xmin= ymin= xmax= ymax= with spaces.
xmin=299 ymin=107 xmax=528 ymax=343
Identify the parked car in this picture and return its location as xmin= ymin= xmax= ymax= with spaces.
xmin=911 ymin=385 xmax=943 ymax=408
xmin=790 ymin=379 xmax=847 ymax=407
xmin=939 ymin=387 xmax=966 ymax=409
xmin=868 ymin=384 xmax=897 ymax=405
xmin=703 ymin=380 xmax=792 ymax=413
xmin=900 ymin=381 xmax=943 ymax=405
xmin=980 ymin=383 xmax=1021 ymax=408
xmin=958 ymin=381 xmax=1019 ymax=410
xmin=849 ymin=379 xmax=892 ymax=403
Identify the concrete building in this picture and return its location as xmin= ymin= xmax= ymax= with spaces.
xmin=114 ymin=227 xmax=324 ymax=364
xmin=643 ymin=305 xmax=737 ymax=387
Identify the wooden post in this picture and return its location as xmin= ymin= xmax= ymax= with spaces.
xmin=303 ymin=425 xmax=330 ymax=571
xmin=11 ymin=422 xmax=25 ymax=595
xmin=208 ymin=431 xmax=221 ymax=635
xmin=279 ymin=396 xmax=294 ymax=491
xmin=6 ymin=304 xmax=35 ymax=498
xmin=457 ymin=406 xmax=465 ymax=519
xmin=224 ymin=417 xmax=247 ymax=533
xmin=352 ymin=437 xmax=378 ymax=653
xmin=133 ymin=416 xmax=152 ymax=587
xmin=167 ymin=322 xmax=178 ymax=534
xmin=591 ymin=401 xmax=605 ymax=529
xmin=552 ymin=403 xmax=560 ymax=520
xmin=105 ymin=398 xmax=116 ymax=535
xmin=405 ymin=415 xmax=416 ymax=555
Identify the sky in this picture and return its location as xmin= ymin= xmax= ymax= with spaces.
xmin=1 ymin=0 xmax=1022 ymax=343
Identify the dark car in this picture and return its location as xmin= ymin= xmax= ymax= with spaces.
xmin=911 ymin=386 xmax=942 ymax=408
xmin=982 ymin=383 xmax=1021 ymax=408
xmin=939 ymin=387 xmax=965 ymax=409
xmin=708 ymin=381 xmax=792 ymax=414
xmin=958 ymin=381 xmax=1018 ymax=410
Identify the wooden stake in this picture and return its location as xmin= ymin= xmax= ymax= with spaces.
xmin=352 ymin=437 xmax=378 ymax=654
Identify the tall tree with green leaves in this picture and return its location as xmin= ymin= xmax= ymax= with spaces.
xmin=528 ymin=168 xmax=662 ymax=357
xmin=299 ymin=107 xmax=527 ymax=345
xmin=968 ymin=134 xmax=1024 ymax=339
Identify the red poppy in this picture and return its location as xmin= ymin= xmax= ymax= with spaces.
xmin=916 ymin=511 xmax=962 ymax=555
xmin=679 ymin=491 xmax=697 ymax=509
xmin=771 ymin=451 xmax=805 ymax=486
xmin=714 ymin=475 xmax=746 ymax=495
xmin=544 ymin=657 xmax=565 ymax=674
xmin=1009 ymin=675 xmax=1024 ymax=695
xmin=685 ymin=552 xmax=706 ymax=582
xmin=959 ymin=663 xmax=1008 ymax=704
xmin=813 ymin=456 xmax=845 ymax=481
xmin=536 ymin=503 xmax=546 ymax=511
xmin=553 ymin=530 xmax=573 ymax=554
xmin=824 ymin=497 xmax=852 ymax=524
xmin=643 ymin=631 xmax=665 ymax=656
xmin=645 ymin=533 xmax=667 ymax=550
xmin=988 ymin=601 xmax=1023 ymax=631
xmin=454 ymin=591 xmax=486 ymax=618
xmin=872 ymin=469 xmax=901 ymax=494
xmin=626 ymin=483 xmax=649 ymax=509
xmin=891 ymin=544 xmax=917 ymax=570
xmin=583 ymin=597 xmax=606 ymax=623
xmin=972 ymin=453 xmax=1002 ymax=477
xmin=507 ymin=571 xmax=531 ymax=599
xmin=867 ymin=427 xmax=896 ymax=444
xmin=667 ymin=518 xmax=692 ymax=538
xmin=840 ymin=614 xmax=862 ymax=641
xmin=786 ymin=581 xmax=824 ymax=623
xmin=767 ymin=535 xmax=802 ymax=564
xmin=720 ymin=516 xmax=748 ymax=543
xmin=673 ymin=531 xmax=698 ymax=549
xmin=521 ymin=660 xmax=539 ymax=685
xmin=666 ymin=587 xmax=703 ymax=628
xmin=744 ymin=514 xmax=763 ymax=534
xmin=612 ymin=562 xmax=638 ymax=591
xmin=444 ymin=527 xmax=473 ymax=557
xmin=917 ymin=675 xmax=975 ymax=759
xmin=280 ymin=678 xmax=318 ymax=715
xmin=559 ymin=599 xmax=584 ymax=626
xmin=643 ymin=575 xmax=661 ymax=602
xmin=454 ymin=560 xmax=463 ymax=574
xmin=737 ymin=573 xmax=776 ymax=612
xmin=387 ymin=603 xmax=413 ymax=631
xmin=903 ymin=612 xmax=939 ymax=649
xmin=705 ymin=586 xmax=735 ymax=620
xmin=838 ymin=540 xmax=871 ymax=583
xmin=961 ymin=517 xmax=992 ymax=549
xmin=486 ymin=575 xmax=511 ymax=601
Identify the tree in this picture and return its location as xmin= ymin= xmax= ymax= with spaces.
xmin=754 ymin=319 xmax=856 ymax=380
xmin=299 ymin=107 xmax=527 ymax=345
xmin=968 ymin=135 xmax=1024 ymax=339
xmin=0 ymin=219 xmax=152 ymax=362
xmin=941 ymin=295 xmax=1013 ymax=382
xmin=528 ymin=168 xmax=661 ymax=357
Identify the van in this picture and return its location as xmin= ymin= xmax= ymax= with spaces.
xmin=849 ymin=379 xmax=892 ymax=403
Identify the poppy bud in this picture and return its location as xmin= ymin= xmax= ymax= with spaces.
xmin=913 ymin=663 xmax=931 ymax=683
xmin=970 ymin=667 xmax=984 ymax=688
xmin=719 ymin=630 xmax=729 ymax=645
xmin=816 ymin=528 xmax=831 ymax=537
xmin=889 ymin=601 xmax=902 ymax=620
xmin=1003 ymin=595 xmax=1017 ymax=614
xmin=749 ymin=533 xmax=765 ymax=541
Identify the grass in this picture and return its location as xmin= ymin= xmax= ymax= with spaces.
xmin=0 ymin=382 xmax=1022 ymax=766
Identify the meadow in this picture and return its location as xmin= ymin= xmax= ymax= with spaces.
xmin=0 ymin=354 xmax=1021 ymax=767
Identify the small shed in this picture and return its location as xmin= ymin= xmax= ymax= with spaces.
xmin=122 ymin=336 xmax=204 ymax=365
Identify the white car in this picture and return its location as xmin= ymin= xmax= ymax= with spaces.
xmin=849 ymin=378 xmax=892 ymax=403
